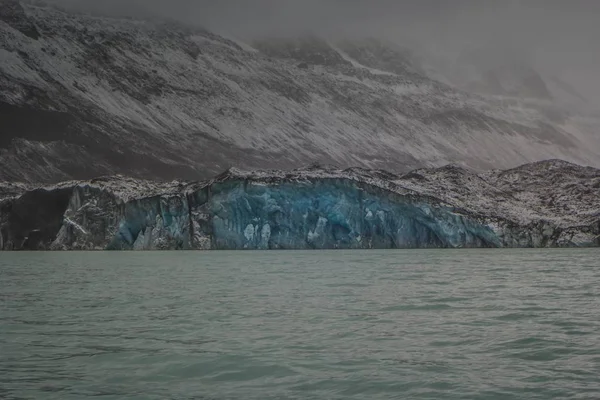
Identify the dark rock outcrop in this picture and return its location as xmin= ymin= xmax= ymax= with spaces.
xmin=0 ymin=0 xmax=40 ymax=39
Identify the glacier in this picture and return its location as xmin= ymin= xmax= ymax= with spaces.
xmin=109 ymin=179 xmax=501 ymax=251
xmin=1 ymin=161 xmax=598 ymax=251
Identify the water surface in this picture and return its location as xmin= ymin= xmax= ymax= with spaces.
xmin=1 ymin=249 xmax=600 ymax=399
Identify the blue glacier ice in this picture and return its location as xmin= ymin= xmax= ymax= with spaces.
xmin=108 ymin=178 xmax=502 ymax=250
xmin=108 ymin=195 xmax=192 ymax=250
xmin=205 ymin=179 xmax=501 ymax=249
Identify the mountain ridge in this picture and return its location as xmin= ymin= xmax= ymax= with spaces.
xmin=1 ymin=0 xmax=600 ymax=183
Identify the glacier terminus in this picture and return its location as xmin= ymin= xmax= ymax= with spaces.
xmin=1 ymin=161 xmax=599 ymax=251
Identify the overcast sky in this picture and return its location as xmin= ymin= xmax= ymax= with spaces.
xmin=51 ymin=0 xmax=600 ymax=105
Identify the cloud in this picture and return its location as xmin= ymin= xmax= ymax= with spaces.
xmin=45 ymin=0 xmax=600 ymax=105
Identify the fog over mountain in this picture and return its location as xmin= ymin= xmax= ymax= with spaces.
xmin=2 ymin=0 xmax=600 ymax=183
xmin=48 ymin=0 xmax=600 ymax=107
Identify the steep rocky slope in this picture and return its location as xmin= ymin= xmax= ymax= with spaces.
xmin=1 ymin=161 xmax=598 ymax=250
xmin=2 ymin=1 xmax=600 ymax=183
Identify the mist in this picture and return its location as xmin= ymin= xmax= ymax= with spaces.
xmin=46 ymin=0 xmax=600 ymax=106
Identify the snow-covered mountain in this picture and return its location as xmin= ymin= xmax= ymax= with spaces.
xmin=1 ymin=0 xmax=600 ymax=183
xmin=1 ymin=160 xmax=598 ymax=250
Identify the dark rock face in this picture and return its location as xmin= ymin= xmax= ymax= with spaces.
xmin=1 ymin=161 xmax=598 ymax=251
xmin=0 ymin=101 xmax=73 ymax=147
xmin=0 ymin=188 xmax=71 ymax=250
xmin=0 ymin=0 xmax=40 ymax=39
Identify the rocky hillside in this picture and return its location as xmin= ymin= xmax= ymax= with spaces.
xmin=1 ymin=160 xmax=598 ymax=250
xmin=1 ymin=0 xmax=600 ymax=183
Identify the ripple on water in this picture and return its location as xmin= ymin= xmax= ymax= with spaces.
xmin=379 ymin=303 xmax=454 ymax=311
xmin=1 ymin=249 xmax=600 ymax=399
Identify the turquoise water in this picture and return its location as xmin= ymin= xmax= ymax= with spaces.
xmin=1 ymin=249 xmax=599 ymax=399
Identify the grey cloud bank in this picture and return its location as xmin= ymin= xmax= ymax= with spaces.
xmin=45 ymin=0 xmax=600 ymax=106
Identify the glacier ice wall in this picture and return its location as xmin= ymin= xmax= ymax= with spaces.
xmin=3 ymin=171 xmax=596 ymax=251
xmin=105 ymin=179 xmax=502 ymax=250
xmin=109 ymin=195 xmax=192 ymax=250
